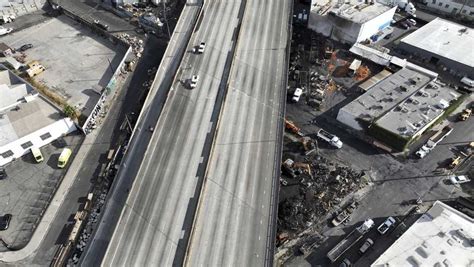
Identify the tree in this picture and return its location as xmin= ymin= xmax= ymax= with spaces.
xmin=63 ymin=105 xmax=77 ymax=119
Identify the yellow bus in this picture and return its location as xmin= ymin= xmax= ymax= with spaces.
xmin=58 ymin=148 xmax=72 ymax=169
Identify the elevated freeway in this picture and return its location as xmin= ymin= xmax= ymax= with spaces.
xmin=184 ymin=0 xmax=292 ymax=265
xmin=82 ymin=0 xmax=246 ymax=265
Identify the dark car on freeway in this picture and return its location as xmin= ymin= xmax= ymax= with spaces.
xmin=0 ymin=214 xmax=12 ymax=230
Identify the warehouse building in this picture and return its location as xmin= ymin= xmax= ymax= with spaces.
xmin=420 ymin=0 xmax=474 ymax=22
xmin=399 ymin=18 xmax=474 ymax=78
xmin=372 ymin=201 xmax=473 ymax=267
xmin=0 ymin=65 xmax=76 ymax=166
xmin=308 ymin=0 xmax=397 ymax=44
xmin=337 ymin=65 xmax=460 ymax=150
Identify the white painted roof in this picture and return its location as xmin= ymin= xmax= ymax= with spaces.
xmin=372 ymin=201 xmax=474 ymax=267
xmin=401 ymin=18 xmax=474 ymax=68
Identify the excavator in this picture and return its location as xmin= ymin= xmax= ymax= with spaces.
xmin=285 ymin=119 xmax=304 ymax=136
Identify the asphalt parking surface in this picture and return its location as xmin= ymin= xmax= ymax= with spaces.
xmin=0 ymin=133 xmax=82 ymax=251
xmin=1 ymin=15 xmax=126 ymax=117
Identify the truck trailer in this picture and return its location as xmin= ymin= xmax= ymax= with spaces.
xmin=327 ymin=219 xmax=374 ymax=262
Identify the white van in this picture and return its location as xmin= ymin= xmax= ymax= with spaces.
xmin=31 ymin=147 xmax=44 ymax=163
xmin=460 ymin=76 xmax=474 ymax=87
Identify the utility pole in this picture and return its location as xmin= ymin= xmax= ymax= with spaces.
xmin=162 ymin=1 xmax=171 ymax=39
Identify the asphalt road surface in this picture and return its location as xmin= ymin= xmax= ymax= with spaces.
xmin=98 ymin=1 xmax=245 ymax=266
xmin=184 ymin=0 xmax=292 ymax=266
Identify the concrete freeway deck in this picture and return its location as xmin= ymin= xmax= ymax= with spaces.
xmin=184 ymin=0 xmax=291 ymax=266
xmin=83 ymin=0 xmax=245 ymax=266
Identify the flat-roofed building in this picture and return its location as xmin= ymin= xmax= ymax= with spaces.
xmin=0 ymin=65 xmax=76 ymax=166
xmin=399 ymin=18 xmax=474 ymax=77
xmin=308 ymin=0 xmax=397 ymax=44
xmin=372 ymin=201 xmax=474 ymax=267
xmin=337 ymin=65 xmax=460 ymax=150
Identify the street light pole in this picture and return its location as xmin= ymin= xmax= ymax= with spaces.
xmin=162 ymin=1 xmax=171 ymax=39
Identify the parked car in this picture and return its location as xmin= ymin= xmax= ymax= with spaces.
xmin=93 ymin=19 xmax=109 ymax=31
xmin=449 ymin=175 xmax=471 ymax=185
xmin=0 ymin=27 xmax=13 ymax=36
xmin=377 ymin=216 xmax=396 ymax=234
xmin=399 ymin=22 xmax=410 ymax=30
xmin=359 ymin=238 xmax=374 ymax=254
xmin=406 ymin=18 xmax=417 ymax=26
xmin=339 ymin=258 xmax=352 ymax=267
xmin=19 ymin=43 xmax=33 ymax=52
xmin=0 ymin=167 xmax=7 ymax=180
xmin=292 ymin=88 xmax=303 ymax=102
xmin=0 ymin=214 xmax=12 ymax=230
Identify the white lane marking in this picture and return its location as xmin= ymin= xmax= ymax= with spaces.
xmin=208 ymin=122 xmax=213 ymax=133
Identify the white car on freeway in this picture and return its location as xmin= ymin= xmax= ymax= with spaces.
xmin=190 ymin=75 xmax=199 ymax=88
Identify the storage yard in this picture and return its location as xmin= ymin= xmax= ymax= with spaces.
xmin=276 ymin=2 xmax=473 ymax=265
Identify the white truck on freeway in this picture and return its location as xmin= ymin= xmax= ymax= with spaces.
xmin=317 ymin=129 xmax=343 ymax=149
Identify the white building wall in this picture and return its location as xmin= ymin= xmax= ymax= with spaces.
xmin=0 ymin=118 xmax=76 ymax=166
xmin=357 ymin=6 xmax=397 ymax=42
xmin=308 ymin=3 xmax=396 ymax=44
xmin=336 ymin=108 xmax=364 ymax=130
xmin=424 ymin=0 xmax=474 ymax=20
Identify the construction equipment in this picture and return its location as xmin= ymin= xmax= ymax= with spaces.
xmin=459 ymin=108 xmax=472 ymax=121
xmin=285 ymin=119 xmax=304 ymax=136
xmin=293 ymin=162 xmax=312 ymax=178
xmin=449 ymin=156 xmax=461 ymax=169
xmin=26 ymin=60 xmax=45 ymax=77
xmin=331 ymin=202 xmax=357 ymax=227
xmin=282 ymin=158 xmax=296 ymax=178
xmin=301 ymin=136 xmax=317 ymax=155
xmin=327 ymin=219 xmax=374 ymax=262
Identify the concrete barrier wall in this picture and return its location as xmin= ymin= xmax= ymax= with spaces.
xmin=82 ymin=46 xmax=132 ymax=134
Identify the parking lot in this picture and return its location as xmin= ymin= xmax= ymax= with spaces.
xmin=1 ymin=15 xmax=127 ymax=116
xmin=0 ymin=133 xmax=82 ymax=250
